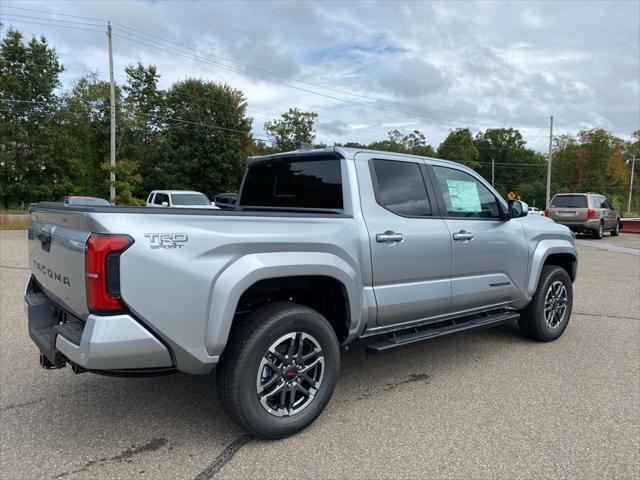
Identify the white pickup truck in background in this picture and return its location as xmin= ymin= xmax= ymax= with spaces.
xmin=146 ymin=190 xmax=219 ymax=209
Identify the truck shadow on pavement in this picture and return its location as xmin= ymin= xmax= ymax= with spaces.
xmin=11 ymin=322 xmax=533 ymax=479
xmin=28 ymin=322 xmax=530 ymax=440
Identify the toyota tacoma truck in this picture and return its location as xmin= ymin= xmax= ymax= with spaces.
xmin=25 ymin=147 xmax=577 ymax=438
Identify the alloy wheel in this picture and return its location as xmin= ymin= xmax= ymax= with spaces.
xmin=544 ymin=280 xmax=568 ymax=329
xmin=256 ymin=332 xmax=324 ymax=417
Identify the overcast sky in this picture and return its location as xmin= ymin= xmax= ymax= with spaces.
xmin=1 ymin=0 xmax=639 ymax=150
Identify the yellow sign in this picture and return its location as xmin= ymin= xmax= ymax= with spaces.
xmin=507 ymin=191 xmax=517 ymax=200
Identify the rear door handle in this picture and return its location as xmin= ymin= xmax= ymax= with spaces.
xmin=453 ymin=230 xmax=474 ymax=241
xmin=376 ymin=231 xmax=404 ymax=243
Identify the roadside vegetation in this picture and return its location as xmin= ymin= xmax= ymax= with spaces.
xmin=1 ymin=28 xmax=639 ymax=211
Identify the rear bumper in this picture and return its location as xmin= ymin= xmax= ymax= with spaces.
xmin=25 ymin=277 xmax=173 ymax=372
xmin=555 ymin=219 xmax=600 ymax=232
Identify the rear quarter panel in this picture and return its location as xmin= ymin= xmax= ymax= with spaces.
xmin=99 ymin=211 xmax=367 ymax=373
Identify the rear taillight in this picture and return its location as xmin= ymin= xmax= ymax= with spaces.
xmin=544 ymin=209 xmax=549 ymax=217
xmin=85 ymin=234 xmax=133 ymax=313
xmin=587 ymin=208 xmax=596 ymax=219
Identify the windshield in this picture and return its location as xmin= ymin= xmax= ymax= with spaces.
xmin=171 ymin=193 xmax=211 ymax=205
xmin=551 ymin=195 xmax=587 ymax=208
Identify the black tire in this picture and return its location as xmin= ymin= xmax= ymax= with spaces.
xmin=610 ymin=219 xmax=621 ymax=236
xmin=593 ymin=221 xmax=604 ymax=239
xmin=518 ymin=265 xmax=573 ymax=342
xmin=217 ymin=302 xmax=340 ymax=439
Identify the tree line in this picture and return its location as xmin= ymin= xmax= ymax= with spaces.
xmin=1 ymin=28 xmax=638 ymax=211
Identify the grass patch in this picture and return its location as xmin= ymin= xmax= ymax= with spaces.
xmin=0 ymin=220 xmax=30 ymax=230
xmin=0 ymin=209 xmax=28 ymax=214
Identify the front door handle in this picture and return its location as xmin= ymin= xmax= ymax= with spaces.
xmin=453 ymin=230 xmax=474 ymax=241
xmin=376 ymin=231 xmax=404 ymax=243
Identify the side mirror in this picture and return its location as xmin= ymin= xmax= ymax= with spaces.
xmin=211 ymin=201 xmax=216 ymax=206
xmin=161 ymin=201 xmax=169 ymax=207
xmin=508 ymin=199 xmax=528 ymax=219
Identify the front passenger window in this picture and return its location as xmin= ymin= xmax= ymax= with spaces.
xmin=432 ymin=166 xmax=501 ymax=219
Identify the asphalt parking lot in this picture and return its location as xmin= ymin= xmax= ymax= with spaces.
xmin=1 ymin=230 xmax=639 ymax=479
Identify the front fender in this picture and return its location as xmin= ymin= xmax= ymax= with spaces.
xmin=205 ymin=252 xmax=361 ymax=357
xmin=526 ymin=239 xmax=577 ymax=298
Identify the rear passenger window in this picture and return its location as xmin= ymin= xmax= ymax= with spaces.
xmin=372 ymin=159 xmax=432 ymax=216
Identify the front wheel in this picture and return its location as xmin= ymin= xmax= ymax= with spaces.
xmin=519 ymin=265 xmax=573 ymax=341
xmin=217 ymin=302 xmax=340 ymax=439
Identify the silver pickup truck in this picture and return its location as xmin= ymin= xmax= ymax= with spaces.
xmin=25 ymin=147 xmax=577 ymax=438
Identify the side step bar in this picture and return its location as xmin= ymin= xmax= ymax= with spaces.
xmin=365 ymin=310 xmax=520 ymax=354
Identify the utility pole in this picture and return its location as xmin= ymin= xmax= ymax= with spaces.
xmin=491 ymin=157 xmax=495 ymax=186
xmin=545 ymin=115 xmax=554 ymax=208
xmin=628 ymin=154 xmax=636 ymax=213
xmin=107 ymin=22 xmax=116 ymax=203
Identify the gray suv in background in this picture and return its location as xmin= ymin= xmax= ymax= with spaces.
xmin=546 ymin=193 xmax=621 ymax=239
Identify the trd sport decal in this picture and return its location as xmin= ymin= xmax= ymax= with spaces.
xmin=144 ymin=233 xmax=188 ymax=250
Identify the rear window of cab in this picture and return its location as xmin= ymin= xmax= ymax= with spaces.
xmin=240 ymin=158 xmax=343 ymax=210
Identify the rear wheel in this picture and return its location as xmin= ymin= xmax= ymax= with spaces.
xmin=217 ymin=302 xmax=340 ymax=439
xmin=519 ymin=265 xmax=573 ymax=341
xmin=593 ymin=221 xmax=604 ymax=239
xmin=610 ymin=219 xmax=621 ymax=236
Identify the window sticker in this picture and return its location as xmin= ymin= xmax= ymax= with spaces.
xmin=446 ymin=179 xmax=481 ymax=212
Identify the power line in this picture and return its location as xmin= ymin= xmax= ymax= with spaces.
xmin=2 ymin=5 xmax=106 ymax=23
xmin=1 ymin=9 xmax=547 ymax=129
xmin=5 ymin=5 xmax=549 ymax=122
xmin=0 ymin=17 xmax=105 ymax=33
xmin=0 ymin=99 xmax=272 ymax=143
xmin=0 ymin=13 xmax=104 ymax=28
xmin=112 ymin=30 xmax=537 ymax=133
xmin=3 ymin=10 xmax=551 ymax=134
xmin=114 ymin=29 xmax=546 ymax=130
xmin=0 ymin=98 xmax=549 ymax=153
xmin=113 ymin=21 xmax=549 ymax=123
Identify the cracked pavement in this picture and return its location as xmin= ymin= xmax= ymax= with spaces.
xmin=1 ymin=230 xmax=638 ymax=479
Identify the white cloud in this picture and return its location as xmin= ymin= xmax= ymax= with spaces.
xmin=1 ymin=0 xmax=638 ymax=149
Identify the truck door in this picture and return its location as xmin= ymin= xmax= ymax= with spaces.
xmin=355 ymin=154 xmax=452 ymax=327
xmin=429 ymin=165 xmax=528 ymax=311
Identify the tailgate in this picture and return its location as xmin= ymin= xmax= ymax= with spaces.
xmin=548 ymin=207 xmax=589 ymax=222
xmin=28 ymin=217 xmax=91 ymax=318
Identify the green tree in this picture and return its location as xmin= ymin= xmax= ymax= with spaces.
xmin=365 ymin=129 xmax=436 ymax=156
xmin=552 ymin=128 xmax=635 ymax=211
xmin=0 ymin=28 xmax=63 ymax=207
xmin=101 ymin=158 xmax=143 ymax=205
xmin=264 ymin=108 xmax=318 ymax=152
xmin=474 ymin=128 xmax=546 ymax=204
xmin=164 ymin=79 xmax=252 ymax=197
xmin=56 ymin=73 xmax=125 ymax=199
xmin=121 ymin=62 xmax=166 ymax=197
xmin=389 ymin=129 xmax=437 ymax=157
xmin=437 ymin=128 xmax=480 ymax=169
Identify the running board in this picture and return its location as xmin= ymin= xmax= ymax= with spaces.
xmin=365 ymin=311 xmax=520 ymax=354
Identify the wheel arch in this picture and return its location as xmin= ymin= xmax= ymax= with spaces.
xmin=205 ymin=252 xmax=362 ymax=357
xmin=526 ymin=241 xmax=577 ymax=298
